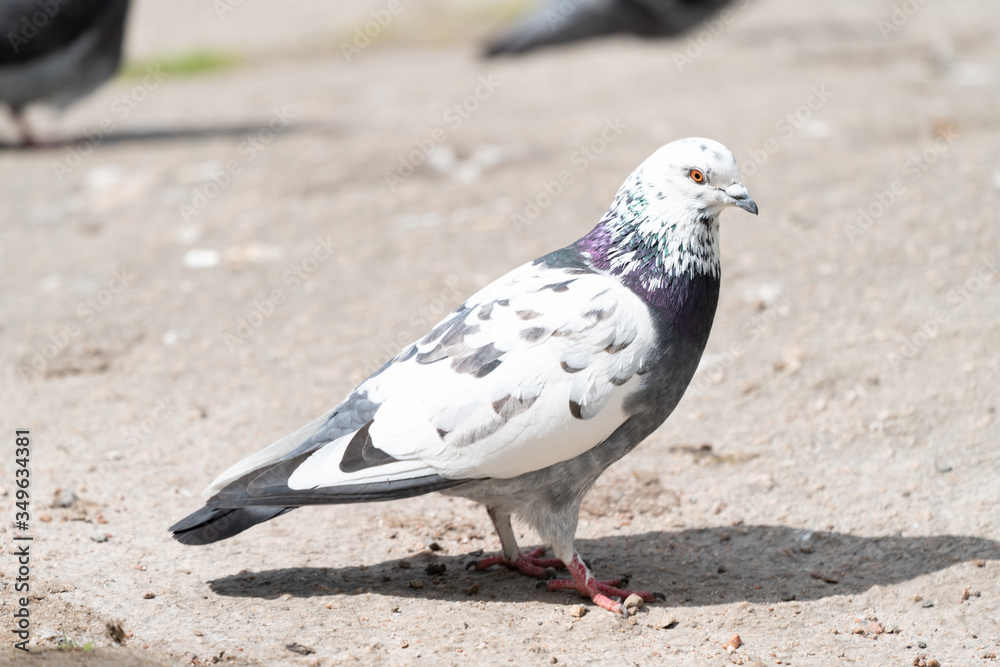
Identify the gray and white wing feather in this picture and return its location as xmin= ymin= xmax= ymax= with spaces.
xmin=205 ymin=261 xmax=657 ymax=502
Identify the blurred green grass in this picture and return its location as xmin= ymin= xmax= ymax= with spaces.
xmin=120 ymin=51 xmax=243 ymax=79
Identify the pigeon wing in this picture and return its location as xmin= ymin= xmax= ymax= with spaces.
xmin=203 ymin=260 xmax=657 ymax=507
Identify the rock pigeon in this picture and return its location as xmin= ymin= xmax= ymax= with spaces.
xmin=170 ymin=137 xmax=757 ymax=615
xmin=485 ymin=0 xmax=732 ymax=57
xmin=0 ymin=0 xmax=130 ymax=146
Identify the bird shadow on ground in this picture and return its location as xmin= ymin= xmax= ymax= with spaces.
xmin=0 ymin=121 xmax=337 ymax=150
xmin=208 ymin=525 xmax=1000 ymax=608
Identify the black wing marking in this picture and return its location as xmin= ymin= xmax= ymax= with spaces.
xmin=338 ymin=420 xmax=399 ymax=473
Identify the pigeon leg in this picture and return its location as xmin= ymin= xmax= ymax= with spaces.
xmin=545 ymin=551 xmax=660 ymax=615
xmin=11 ymin=108 xmax=38 ymax=147
xmin=468 ymin=508 xmax=566 ymax=578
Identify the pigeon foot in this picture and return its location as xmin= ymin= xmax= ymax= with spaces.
xmin=545 ymin=553 xmax=659 ymax=615
xmin=469 ymin=546 xmax=566 ymax=578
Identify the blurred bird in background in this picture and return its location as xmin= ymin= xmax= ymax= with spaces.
xmin=0 ymin=0 xmax=130 ymax=146
xmin=485 ymin=0 xmax=732 ymax=56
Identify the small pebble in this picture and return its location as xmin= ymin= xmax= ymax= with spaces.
xmin=193 ymin=630 xmax=202 ymax=637
xmin=427 ymin=541 xmax=442 ymax=551
xmin=51 ymin=489 xmax=77 ymax=509
xmin=398 ymin=560 xmax=411 ymax=569
xmin=142 ymin=591 xmax=155 ymax=599
xmin=409 ymin=581 xmax=424 ymax=589
xmin=465 ymin=582 xmax=480 ymax=595
xmin=286 ymin=643 xmax=314 ymax=655
xmin=569 ymin=604 xmax=586 ymax=618
xmin=918 ymin=641 xmax=927 ymax=648
xmin=809 ymin=570 xmax=839 ymax=584
xmin=623 ymin=594 xmax=644 ymax=611
xmin=425 ymin=563 xmax=446 ymax=576
xmin=723 ymin=633 xmax=742 ymax=652
xmin=649 ymin=611 xmax=678 ymax=629
xmin=91 ymin=534 xmax=110 ymax=543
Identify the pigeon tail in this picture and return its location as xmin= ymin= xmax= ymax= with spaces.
xmin=169 ymin=506 xmax=294 ymax=545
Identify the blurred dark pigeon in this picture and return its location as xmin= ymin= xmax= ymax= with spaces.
xmin=0 ymin=0 xmax=130 ymax=145
xmin=485 ymin=0 xmax=732 ymax=56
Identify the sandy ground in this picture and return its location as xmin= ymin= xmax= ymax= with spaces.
xmin=2 ymin=0 xmax=999 ymax=665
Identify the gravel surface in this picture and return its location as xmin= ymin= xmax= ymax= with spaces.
xmin=2 ymin=0 xmax=999 ymax=665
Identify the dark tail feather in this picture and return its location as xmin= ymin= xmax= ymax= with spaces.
xmin=483 ymin=0 xmax=656 ymax=57
xmin=170 ymin=505 xmax=293 ymax=545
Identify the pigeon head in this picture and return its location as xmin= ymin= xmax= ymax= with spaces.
xmin=581 ymin=138 xmax=756 ymax=289
xmin=640 ymin=137 xmax=758 ymax=218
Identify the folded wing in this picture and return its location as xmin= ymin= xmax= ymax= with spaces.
xmin=202 ymin=260 xmax=657 ymax=508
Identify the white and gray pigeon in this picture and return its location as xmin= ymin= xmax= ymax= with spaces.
xmin=485 ymin=0 xmax=732 ymax=57
xmin=170 ymin=137 xmax=758 ymax=615
xmin=0 ymin=0 xmax=130 ymax=146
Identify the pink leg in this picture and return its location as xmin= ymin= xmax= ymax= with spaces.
xmin=469 ymin=508 xmax=661 ymax=615
xmin=11 ymin=109 xmax=38 ymax=148
xmin=469 ymin=508 xmax=567 ymax=578
xmin=545 ymin=552 xmax=660 ymax=615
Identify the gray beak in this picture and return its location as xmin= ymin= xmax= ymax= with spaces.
xmin=724 ymin=183 xmax=758 ymax=215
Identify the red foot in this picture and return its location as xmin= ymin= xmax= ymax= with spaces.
xmin=546 ymin=554 xmax=659 ymax=615
xmin=470 ymin=546 xmax=567 ymax=578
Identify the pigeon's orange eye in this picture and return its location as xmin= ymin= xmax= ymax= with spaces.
xmin=689 ymin=169 xmax=705 ymax=183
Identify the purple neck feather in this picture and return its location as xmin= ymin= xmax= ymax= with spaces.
xmin=575 ymin=221 xmax=720 ymax=342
